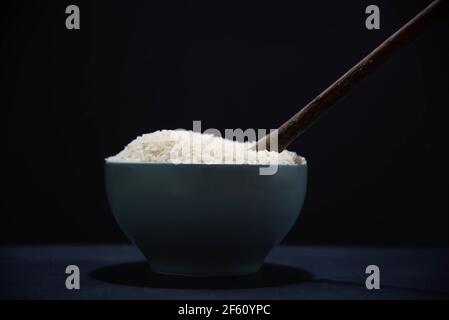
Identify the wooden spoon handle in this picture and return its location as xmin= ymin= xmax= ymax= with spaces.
xmin=256 ymin=0 xmax=449 ymax=152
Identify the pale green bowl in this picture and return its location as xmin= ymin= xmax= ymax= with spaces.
xmin=105 ymin=161 xmax=307 ymax=277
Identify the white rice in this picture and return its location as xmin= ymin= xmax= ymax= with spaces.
xmin=106 ymin=130 xmax=305 ymax=165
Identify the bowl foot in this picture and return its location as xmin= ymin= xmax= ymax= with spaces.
xmin=149 ymin=264 xmax=262 ymax=278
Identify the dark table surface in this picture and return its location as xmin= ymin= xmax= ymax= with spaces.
xmin=1 ymin=245 xmax=448 ymax=299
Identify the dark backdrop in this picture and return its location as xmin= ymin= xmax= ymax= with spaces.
xmin=1 ymin=0 xmax=448 ymax=245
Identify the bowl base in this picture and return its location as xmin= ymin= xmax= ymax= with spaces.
xmin=150 ymin=264 xmax=262 ymax=278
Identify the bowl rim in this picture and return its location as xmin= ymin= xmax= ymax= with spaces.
xmin=104 ymin=159 xmax=307 ymax=167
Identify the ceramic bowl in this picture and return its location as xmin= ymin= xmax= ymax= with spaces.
xmin=105 ymin=161 xmax=307 ymax=277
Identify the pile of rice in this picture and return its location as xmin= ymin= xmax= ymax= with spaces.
xmin=106 ymin=130 xmax=305 ymax=165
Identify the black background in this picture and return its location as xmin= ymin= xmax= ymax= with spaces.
xmin=1 ymin=0 xmax=448 ymax=245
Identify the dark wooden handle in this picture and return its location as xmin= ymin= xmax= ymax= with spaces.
xmin=256 ymin=0 xmax=449 ymax=152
